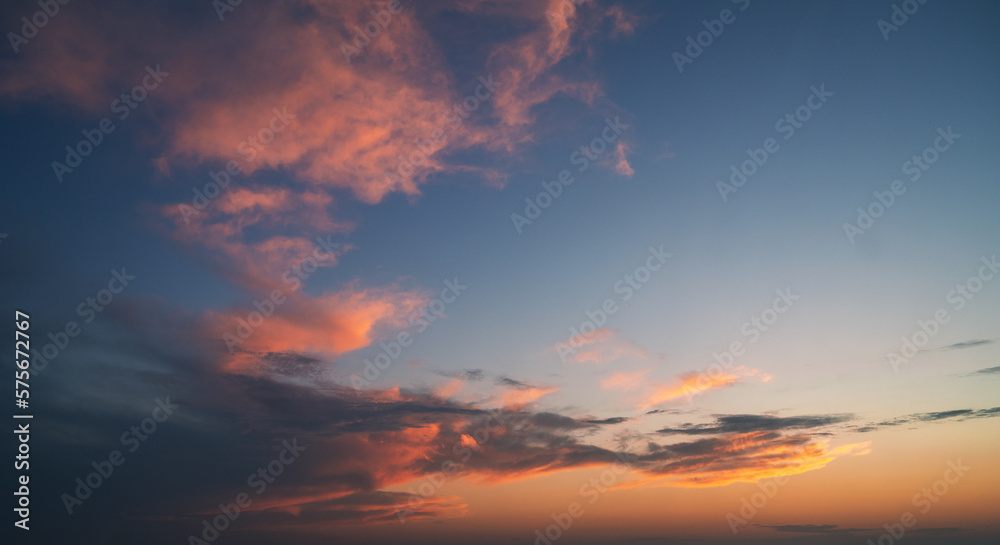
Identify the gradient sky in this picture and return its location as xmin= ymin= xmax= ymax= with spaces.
xmin=2 ymin=1 xmax=999 ymax=544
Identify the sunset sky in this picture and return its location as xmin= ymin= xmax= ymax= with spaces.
xmin=2 ymin=0 xmax=999 ymax=544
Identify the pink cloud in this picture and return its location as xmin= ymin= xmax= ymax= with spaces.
xmin=606 ymin=5 xmax=641 ymax=37
xmin=555 ymin=327 xmax=647 ymax=364
xmin=600 ymin=369 xmax=650 ymax=391
xmin=211 ymin=284 xmax=430 ymax=374
xmin=613 ymin=140 xmax=634 ymax=176
xmin=498 ymin=385 xmax=560 ymax=409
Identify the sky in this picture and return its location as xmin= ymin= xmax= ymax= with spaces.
xmin=1 ymin=0 xmax=999 ymax=544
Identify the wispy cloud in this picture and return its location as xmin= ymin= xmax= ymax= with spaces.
xmin=757 ymin=524 xmax=966 ymax=536
xmin=637 ymin=365 xmax=772 ymax=408
xmin=613 ymin=140 xmax=634 ymax=176
xmin=931 ymin=338 xmax=994 ymax=351
xmin=558 ymin=328 xmax=649 ymax=364
xmin=657 ymin=413 xmax=854 ymax=436
xmin=601 ymin=369 xmax=650 ymax=391
xmin=854 ymin=407 xmax=1000 ymax=433
xmin=757 ymin=524 xmax=871 ymax=535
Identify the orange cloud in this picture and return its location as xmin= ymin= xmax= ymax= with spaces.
xmin=654 ymin=436 xmax=872 ymax=487
xmin=433 ymin=378 xmax=465 ymax=401
xmin=498 ymin=386 xmax=560 ymax=410
xmin=212 ymin=284 xmax=429 ymax=374
xmin=638 ymin=365 xmax=772 ymax=408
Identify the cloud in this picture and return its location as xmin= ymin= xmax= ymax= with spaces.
xmin=233 ymin=490 xmax=468 ymax=526
xmin=498 ymin=386 xmax=560 ymax=409
xmin=478 ymin=0 xmax=603 ymax=132
xmin=161 ymin=186 xmax=352 ymax=290
xmin=970 ymin=365 xmax=1000 ymax=376
xmin=855 ymin=407 xmax=1000 ymax=432
xmin=1 ymin=0 xmax=626 ymax=204
xmin=644 ymin=408 xmax=688 ymax=416
xmin=212 ymin=284 xmax=430 ymax=374
xmin=757 ymin=524 xmax=870 ymax=534
xmin=637 ymin=365 xmax=772 ymax=408
xmin=631 ymin=432 xmax=871 ymax=487
xmin=757 ymin=524 xmax=966 ymax=536
xmin=605 ymin=5 xmax=641 ymax=37
xmin=433 ymin=378 xmax=466 ymax=400
xmin=582 ymin=416 xmax=631 ymax=425
xmin=495 ymin=375 xmax=533 ymax=389
xmin=7 ymin=0 xmax=642 ymax=392
xmin=429 ymin=370 xmax=560 ymax=407
xmin=2 ymin=2 xmax=631 ymax=365
xmin=613 ymin=140 xmax=634 ymax=176
xmin=557 ymin=328 xmax=648 ymax=364
xmin=434 ymin=368 xmax=487 ymax=382
xmin=657 ymin=414 xmax=854 ymax=436
xmin=932 ymin=339 xmax=994 ymax=351
xmin=601 ymin=369 xmax=650 ymax=391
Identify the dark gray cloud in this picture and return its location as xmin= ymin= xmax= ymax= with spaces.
xmin=583 ymin=416 xmax=631 ymax=425
xmin=657 ymin=414 xmax=853 ymax=435
xmin=858 ymin=407 xmax=1000 ymax=432
xmin=494 ymin=374 xmax=531 ymax=389
xmin=970 ymin=365 xmax=1000 ymax=375
xmin=432 ymin=369 xmax=545 ymax=392
xmin=933 ymin=339 xmax=994 ymax=351
xmin=758 ymin=524 xmax=870 ymax=534
xmin=910 ymin=527 xmax=967 ymax=535
xmin=433 ymin=368 xmax=487 ymax=381
xmin=644 ymin=408 xmax=687 ymax=415
xmin=758 ymin=524 xmax=967 ymax=537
